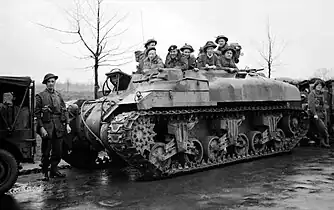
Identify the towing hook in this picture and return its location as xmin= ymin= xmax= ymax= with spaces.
xmin=169 ymin=90 xmax=173 ymax=100
xmin=135 ymin=91 xmax=143 ymax=101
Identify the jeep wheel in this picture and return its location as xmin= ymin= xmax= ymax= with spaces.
xmin=0 ymin=149 xmax=18 ymax=194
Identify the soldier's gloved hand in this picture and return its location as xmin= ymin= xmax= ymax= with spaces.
xmin=66 ymin=124 xmax=71 ymax=134
xmin=314 ymin=115 xmax=319 ymax=119
xmin=40 ymin=127 xmax=48 ymax=138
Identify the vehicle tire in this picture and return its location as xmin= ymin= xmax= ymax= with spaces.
xmin=0 ymin=149 xmax=18 ymax=195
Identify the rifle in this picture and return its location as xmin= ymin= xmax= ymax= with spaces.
xmin=238 ymin=68 xmax=265 ymax=73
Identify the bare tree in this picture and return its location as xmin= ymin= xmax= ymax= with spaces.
xmin=312 ymin=68 xmax=333 ymax=80
xmin=37 ymin=0 xmax=137 ymax=99
xmin=65 ymin=78 xmax=71 ymax=92
xmin=258 ymin=19 xmax=286 ymax=78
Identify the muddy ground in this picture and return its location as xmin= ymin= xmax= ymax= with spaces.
xmin=3 ymin=146 xmax=333 ymax=210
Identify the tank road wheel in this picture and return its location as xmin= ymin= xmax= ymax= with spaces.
xmin=149 ymin=142 xmax=171 ymax=172
xmin=248 ymin=131 xmax=266 ymax=154
xmin=203 ymin=136 xmax=224 ymax=162
xmin=234 ymin=133 xmax=249 ymax=156
xmin=0 ymin=149 xmax=18 ymax=195
xmin=274 ymin=129 xmax=285 ymax=150
xmin=185 ymin=138 xmax=204 ymax=164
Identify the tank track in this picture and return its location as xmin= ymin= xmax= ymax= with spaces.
xmin=107 ymin=103 xmax=306 ymax=181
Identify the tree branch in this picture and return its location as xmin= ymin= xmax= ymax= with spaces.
xmin=77 ymin=22 xmax=96 ymax=56
xmin=101 ymin=11 xmax=119 ymax=30
xmin=60 ymin=39 xmax=82 ymax=45
xmin=99 ymin=13 xmax=129 ymax=45
xmin=85 ymin=0 xmax=97 ymax=16
xmin=104 ymin=27 xmax=129 ymax=39
xmin=74 ymin=65 xmax=94 ymax=71
xmin=100 ymin=55 xmax=133 ymax=63
xmin=99 ymin=59 xmax=133 ymax=67
xmin=35 ymin=22 xmax=77 ymax=34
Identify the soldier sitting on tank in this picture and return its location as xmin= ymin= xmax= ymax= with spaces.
xmin=142 ymin=46 xmax=164 ymax=73
xmin=137 ymin=38 xmax=158 ymax=73
xmin=308 ymin=80 xmax=330 ymax=148
xmin=180 ymin=43 xmax=197 ymax=70
xmin=165 ymin=45 xmax=187 ymax=70
xmin=229 ymin=43 xmax=243 ymax=64
xmin=197 ymin=41 xmax=222 ymax=70
xmin=214 ymin=35 xmax=229 ymax=57
xmin=220 ymin=46 xmax=239 ymax=73
xmin=198 ymin=47 xmax=204 ymax=57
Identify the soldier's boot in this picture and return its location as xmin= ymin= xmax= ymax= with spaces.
xmin=50 ymin=165 xmax=66 ymax=178
xmin=50 ymin=170 xmax=66 ymax=178
xmin=41 ymin=168 xmax=49 ymax=181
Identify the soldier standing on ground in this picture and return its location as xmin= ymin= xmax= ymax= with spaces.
xmin=308 ymin=80 xmax=330 ymax=148
xmin=197 ymin=41 xmax=222 ymax=70
xmin=35 ymin=73 xmax=71 ymax=181
xmin=165 ymin=45 xmax=187 ymax=70
xmin=180 ymin=43 xmax=197 ymax=70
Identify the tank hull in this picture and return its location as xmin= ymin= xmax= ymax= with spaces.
xmin=63 ymin=69 xmax=309 ymax=180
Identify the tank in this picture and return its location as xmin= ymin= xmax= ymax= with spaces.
xmin=63 ymin=68 xmax=309 ymax=180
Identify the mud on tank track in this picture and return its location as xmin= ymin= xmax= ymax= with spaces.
xmin=107 ymin=102 xmax=308 ymax=181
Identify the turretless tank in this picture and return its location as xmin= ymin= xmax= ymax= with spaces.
xmin=63 ymin=68 xmax=309 ymax=180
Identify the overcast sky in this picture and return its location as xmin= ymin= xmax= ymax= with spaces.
xmin=1 ymin=0 xmax=333 ymax=84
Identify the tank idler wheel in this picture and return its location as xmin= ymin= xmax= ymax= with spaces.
xmin=248 ymin=131 xmax=266 ymax=154
xmin=0 ymin=149 xmax=18 ymax=195
xmin=274 ymin=129 xmax=285 ymax=150
xmin=234 ymin=133 xmax=249 ymax=156
xmin=149 ymin=142 xmax=172 ymax=172
xmin=185 ymin=138 xmax=204 ymax=164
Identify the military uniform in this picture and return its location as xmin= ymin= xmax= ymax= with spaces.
xmin=197 ymin=53 xmax=222 ymax=69
xmin=142 ymin=47 xmax=164 ymax=73
xmin=215 ymin=45 xmax=229 ymax=57
xmin=180 ymin=44 xmax=197 ymax=70
xmin=136 ymin=39 xmax=158 ymax=74
xmin=142 ymin=56 xmax=164 ymax=72
xmin=197 ymin=41 xmax=222 ymax=69
xmin=220 ymin=46 xmax=239 ymax=71
xmin=165 ymin=45 xmax=187 ymax=70
xmin=308 ymin=80 xmax=330 ymax=147
xmin=35 ymin=73 xmax=69 ymax=180
xmin=229 ymin=43 xmax=242 ymax=64
xmin=221 ymin=57 xmax=238 ymax=68
xmin=214 ymin=35 xmax=229 ymax=57
xmin=165 ymin=53 xmax=187 ymax=70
